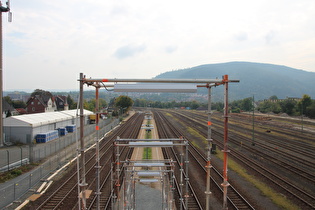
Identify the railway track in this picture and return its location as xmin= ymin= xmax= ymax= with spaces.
xmin=176 ymin=110 xmax=315 ymax=184
xmin=164 ymin=109 xmax=315 ymax=209
xmin=168 ymin=110 xmax=315 ymax=183
xmin=154 ymin=110 xmax=254 ymax=210
xmin=26 ymin=108 xmax=315 ymax=209
xmin=156 ymin=110 xmax=203 ymax=209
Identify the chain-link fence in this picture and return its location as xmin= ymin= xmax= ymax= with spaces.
xmin=0 ymin=118 xmax=120 ymax=209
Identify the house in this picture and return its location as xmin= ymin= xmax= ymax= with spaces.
xmin=26 ymin=95 xmax=57 ymax=114
xmin=55 ymin=95 xmax=69 ymax=111
xmin=2 ymin=100 xmax=18 ymax=118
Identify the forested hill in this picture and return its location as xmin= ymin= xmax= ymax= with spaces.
xmin=154 ymin=62 xmax=315 ymax=101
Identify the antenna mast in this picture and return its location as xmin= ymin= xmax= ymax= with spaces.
xmin=0 ymin=0 xmax=12 ymax=147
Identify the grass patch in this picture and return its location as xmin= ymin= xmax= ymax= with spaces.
xmin=143 ymin=147 xmax=152 ymax=159
xmin=215 ymin=151 xmax=300 ymax=210
xmin=187 ymin=127 xmax=206 ymax=142
xmin=143 ymin=118 xmax=152 ymax=159
xmin=0 ymin=163 xmax=39 ymax=183
xmin=145 ymin=130 xmax=152 ymax=139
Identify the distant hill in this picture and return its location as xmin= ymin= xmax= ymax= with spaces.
xmin=154 ymin=62 xmax=315 ymax=101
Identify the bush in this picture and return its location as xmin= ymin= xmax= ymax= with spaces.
xmin=11 ymin=169 xmax=22 ymax=176
xmin=232 ymin=108 xmax=241 ymax=113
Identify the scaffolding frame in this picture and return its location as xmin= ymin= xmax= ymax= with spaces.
xmin=113 ymin=137 xmax=188 ymax=210
xmin=78 ymin=73 xmax=239 ymax=210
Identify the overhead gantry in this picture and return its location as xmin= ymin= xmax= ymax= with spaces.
xmin=77 ymin=73 xmax=239 ymax=210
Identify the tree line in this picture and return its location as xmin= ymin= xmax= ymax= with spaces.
xmin=4 ymin=89 xmax=315 ymax=119
xmin=133 ymin=94 xmax=315 ymax=118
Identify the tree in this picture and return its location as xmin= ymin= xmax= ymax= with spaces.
xmin=67 ymin=95 xmax=76 ymax=109
xmin=115 ymin=95 xmax=133 ymax=113
xmin=271 ymin=103 xmax=282 ymax=114
xmin=190 ymin=101 xmax=199 ymax=109
xmin=4 ymin=96 xmax=26 ymax=108
xmin=4 ymin=96 xmax=12 ymax=104
xmin=82 ymin=98 xmax=108 ymax=112
xmin=31 ymin=89 xmax=53 ymax=98
xmin=83 ymin=99 xmax=94 ymax=111
xmin=305 ymin=101 xmax=315 ymax=118
xmin=12 ymin=100 xmax=27 ymax=109
xmin=298 ymin=94 xmax=312 ymax=115
xmin=240 ymin=97 xmax=253 ymax=111
xmin=212 ymin=102 xmax=224 ymax=112
xmin=257 ymin=101 xmax=273 ymax=113
xmin=269 ymin=95 xmax=278 ymax=100
xmin=279 ymin=99 xmax=297 ymax=115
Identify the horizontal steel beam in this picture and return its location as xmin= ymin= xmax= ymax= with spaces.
xmin=82 ymin=77 xmax=239 ymax=84
xmin=115 ymin=138 xmax=185 ymax=141
xmin=114 ymin=84 xmax=198 ymax=93
xmin=139 ymin=179 xmax=159 ymax=183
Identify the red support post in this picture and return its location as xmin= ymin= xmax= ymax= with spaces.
xmin=222 ymin=75 xmax=230 ymax=210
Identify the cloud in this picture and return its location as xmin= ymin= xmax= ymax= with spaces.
xmin=234 ymin=32 xmax=248 ymax=42
xmin=110 ymin=6 xmax=129 ymax=16
xmin=113 ymin=44 xmax=146 ymax=59
xmin=265 ymin=30 xmax=278 ymax=45
xmin=164 ymin=45 xmax=178 ymax=54
xmin=3 ymin=0 xmax=315 ymax=91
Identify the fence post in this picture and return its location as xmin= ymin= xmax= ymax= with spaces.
xmin=29 ymin=173 xmax=32 ymax=188
xmin=6 ymin=150 xmax=9 ymax=171
xmin=20 ymin=146 xmax=23 ymax=166
xmin=14 ymin=183 xmax=17 ymax=200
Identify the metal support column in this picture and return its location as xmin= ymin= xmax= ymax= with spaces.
xmin=184 ymin=140 xmax=189 ymax=209
xmin=179 ymin=137 xmax=184 ymax=210
xmin=95 ymin=84 xmax=101 ymax=209
xmin=205 ymin=85 xmax=213 ymax=210
xmin=111 ymin=163 xmax=115 ymax=209
xmin=115 ymin=137 xmax=121 ymax=209
xmin=79 ymin=73 xmax=88 ymax=209
xmin=222 ymin=75 xmax=230 ymax=210
xmin=170 ymin=162 xmax=175 ymax=210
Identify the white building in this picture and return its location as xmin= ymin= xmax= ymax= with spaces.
xmin=3 ymin=109 xmax=93 ymax=144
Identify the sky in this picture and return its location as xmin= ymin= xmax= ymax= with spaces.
xmin=2 ymin=0 xmax=315 ymax=91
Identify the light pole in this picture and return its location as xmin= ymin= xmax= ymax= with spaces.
xmin=0 ymin=0 xmax=11 ymax=147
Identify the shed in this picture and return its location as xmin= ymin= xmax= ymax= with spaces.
xmin=3 ymin=109 xmax=93 ymax=144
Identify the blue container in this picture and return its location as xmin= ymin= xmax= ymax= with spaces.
xmin=36 ymin=130 xmax=59 ymax=143
xmin=58 ymin=127 xmax=68 ymax=136
xmin=66 ymin=125 xmax=76 ymax=133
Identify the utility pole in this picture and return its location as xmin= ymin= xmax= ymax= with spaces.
xmin=0 ymin=0 xmax=12 ymax=147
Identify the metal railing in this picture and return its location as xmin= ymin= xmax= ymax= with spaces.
xmin=0 ymin=118 xmax=120 ymax=209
